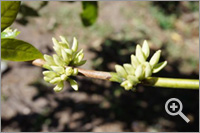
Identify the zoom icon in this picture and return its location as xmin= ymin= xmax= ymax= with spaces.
xmin=165 ymin=98 xmax=190 ymax=123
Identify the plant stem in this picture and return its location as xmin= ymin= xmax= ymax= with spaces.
xmin=142 ymin=77 xmax=199 ymax=89
xmin=32 ymin=59 xmax=199 ymax=89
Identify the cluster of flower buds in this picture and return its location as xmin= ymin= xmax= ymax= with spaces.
xmin=115 ymin=40 xmax=167 ymax=90
xmin=43 ymin=36 xmax=86 ymax=92
xmin=1 ymin=27 xmax=20 ymax=38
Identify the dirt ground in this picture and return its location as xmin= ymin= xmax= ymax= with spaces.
xmin=1 ymin=1 xmax=199 ymax=132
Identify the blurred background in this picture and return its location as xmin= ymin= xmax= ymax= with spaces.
xmin=1 ymin=1 xmax=199 ymax=132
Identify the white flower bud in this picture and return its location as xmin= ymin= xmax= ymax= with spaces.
xmin=71 ymin=37 xmax=78 ymax=52
xmin=68 ymin=78 xmax=78 ymax=91
xmin=115 ymin=65 xmax=127 ymax=78
xmin=149 ymin=50 xmax=161 ymax=67
xmin=64 ymin=48 xmax=73 ymax=56
xmin=61 ymin=74 xmax=68 ymax=80
xmin=43 ymin=71 xmax=57 ymax=78
xmin=53 ymin=54 xmax=65 ymax=67
xmin=52 ymin=37 xmax=60 ymax=47
xmin=135 ymin=65 xmax=144 ymax=80
xmin=136 ymin=45 xmax=146 ymax=64
xmin=123 ymin=64 xmax=135 ymax=75
xmin=51 ymin=66 xmax=64 ymax=74
xmin=127 ymin=75 xmax=139 ymax=85
xmin=75 ymin=60 xmax=86 ymax=66
xmin=59 ymin=36 xmax=69 ymax=48
xmin=65 ymin=67 xmax=73 ymax=76
xmin=53 ymin=46 xmax=62 ymax=56
xmin=120 ymin=80 xmax=133 ymax=90
xmin=142 ymin=40 xmax=150 ymax=59
xmin=131 ymin=54 xmax=140 ymax=69
xmin=61 ymin=49 xmax=69 ymax=63
xmin=153 ymin=61 xmax=167 ymax=73
xmin=44 ymin=54 xmax=56 ymax=66
xmin=145 ymin=62 xmax=152 ymax=78
xmin=53 ymin=81 xmax=64 ymax=92
xmin=72 ymin=68 xmax=78 ymax=75
xmin=50 ymin=77 xmax=62 ymax=84
xmin=44 ymin=76 xmax=52 ymax=82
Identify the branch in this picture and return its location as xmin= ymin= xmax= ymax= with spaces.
xmin=32 ymin=59 xmax=199 ymax=89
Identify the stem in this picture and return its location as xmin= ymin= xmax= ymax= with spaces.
xmin=32 ymin=59 xmax=199 ymax=89
xmin=142 ymin=77 xmax=199 ymax=89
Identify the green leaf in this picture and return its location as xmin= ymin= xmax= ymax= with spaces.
xmin=1 ymin=38 xmax=43 ymax=61
xmin=1 ymin=1 xmax=21 ymax=31
xmin=80 ymin=1 xmax=98 ymax=27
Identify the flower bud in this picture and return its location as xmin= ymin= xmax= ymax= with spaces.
xmin=53 ymin=81 xmax=64 ymax=92
xmin=53 ymin=45 xmax=62 ymax=56
xmin=44 ymin=76 xmax=52 ymax=82
xmin=131 ymin=54 xmax=140 ymax=69
xmin=153 ymin=61 xmax=167 ymax=73
xmin=145 ymin=62 xmax=152 ymax=78
xmin=71 ymin=37 xmax=78 ymax=52
xmin=149 ymin=50 xmax=161 ymax=67
xmin=43 ymin=71 xmax=57 ymax=78
xmin=136 ymin=45 xmax=146 ymax=64
xmin=44 ymin=54 xmax=56 ymax=66
xmin=64 ymin=48 xmax=73 ymax=56
xmin=51 ymin=66 xmax=64 ymax=74
xmin=61 ymin=49 xmax=70 ymax=64
xmin=65 ymin=67 xmax=74 ymax=76
xmin=123 ymin=64 xmax=135 ymax=75
xmin=142 ymin=40 xmax=150 ymax=59
xmin=68 ymin=78 xmax=78 ymax=91
xmin=52 ymin=37 xmax=60 ymax=47
xmin=127 ymin=75 xmax=139 ymax=85
xmin=135 ymin=65 xmax=144 ymax=80
xmin=115 ymin=65 xmax=127 ymax=78
xmin=53 ymin=54 xmax=65 ymax=67
xmin=50 ymin=77 xmax=62 ymax=84
xmin=74 ymin=60 xmax=86 ymax=66
xmin=120 ymin=80 xmax=133 ymax=90
xmin=61 ymin=74 xmax=68 ymax=80
xmin=59 ymin=36 xmax=69 ymax=48
xmin=72 ymin=68 xmax=78 ymax=76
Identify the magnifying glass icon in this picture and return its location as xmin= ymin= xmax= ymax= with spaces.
xmin=165 ymin=98 xmax=190 ymax=123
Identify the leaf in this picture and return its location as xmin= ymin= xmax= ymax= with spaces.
xmin=80 ymin=1 xmax=98 ymax=27
xmin=1 ymin=1 xmax=21 ymax=31
xmin=1 ymin=38 xmax=43 ymax=61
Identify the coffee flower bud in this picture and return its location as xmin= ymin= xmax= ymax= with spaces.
xmin=42 ymin=36 xmax=86 ymax=92
xmin=114 ymin=40 xmax=167 ymax=91
xmin=54 ymin=81 xmax=64 ymax=92
xmin=142 ymin=40 xmax=150 ymax=59
xmin=149 ymin=50 xmax=161 ymax=67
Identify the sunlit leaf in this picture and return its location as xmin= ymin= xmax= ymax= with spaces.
xmin=1 ymin=38 xmax=43 ymax=61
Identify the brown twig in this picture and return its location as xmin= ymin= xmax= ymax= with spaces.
xmin=32 ymin=59 xmax=112 ymax=80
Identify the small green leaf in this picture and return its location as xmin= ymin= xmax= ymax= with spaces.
xmin=1 ymin=38 xmax=43 ymax=61
xmin=80 ymin=1 xmax=98 ymax=27
xmin=1 ymin=1 xmax=21 ymax=31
